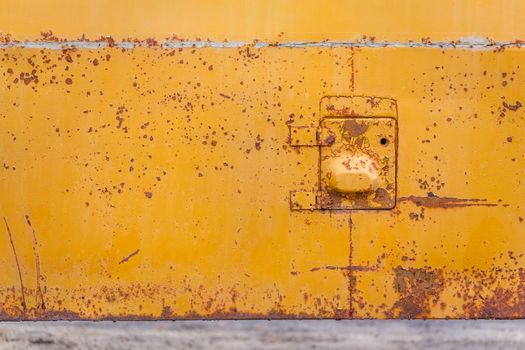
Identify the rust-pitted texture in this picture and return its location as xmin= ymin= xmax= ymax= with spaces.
xmin=0 ymin=1 xmax=524 ymax=320
xmin=389 ymin=266 xmax=444 ymax=319
xmin=346 ymin=45 xmax=525 ymax=320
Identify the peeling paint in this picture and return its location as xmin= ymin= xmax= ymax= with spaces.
xmin=0 ymin=38 xmax=523 ymax=50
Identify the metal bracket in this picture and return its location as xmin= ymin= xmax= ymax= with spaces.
xmin=290 ymin=190 xmax=324 ymax=210
xmin=289 ymin=96 xmax=398 ymax=211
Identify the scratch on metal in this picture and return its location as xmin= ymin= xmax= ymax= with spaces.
xmin=119 ymin=249 xmax=140 ymax=265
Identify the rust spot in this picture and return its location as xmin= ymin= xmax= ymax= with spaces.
xmin=503 ymin=100 xmax=522 ymax=111
xmin=476 ymin=287 xmax=525 ymax=318
xmin=65 ymin=78 xmax=72 ymax=85
xmin=372 ymin=188 xmax=391 ymax=206
xmin=39 ymin=31 xmax=59 ymax=41
xmin=35 ymin=309 xmax=82 ymax=320
xmin=160 ymin=305 xmax=173 ymax=318
xmin=390 ymin=266 xmax=444 ymax=319
xmin=255 ymin=135 xmax=262 ymax=150
xmin=144 ymin=192 xmax=153 ymax=199
xmin=145 ymin=38 xmax=158 ymax=47
xmin=320 ymin=126 xmax=337 ymax=145
xmin=323 ymin=133 xmax=336 ymax=145
xmin=343 ymin=119 xmax=368 ymax=138
xmin=462 ymin=267 xmax=525 ymax=319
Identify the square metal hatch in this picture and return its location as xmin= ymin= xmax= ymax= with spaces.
xmin=319 ymin=117 xmax=397 ymax=210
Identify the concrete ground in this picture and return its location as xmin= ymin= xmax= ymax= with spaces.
xmin=0 ymin=320 xmax=524 ymax=349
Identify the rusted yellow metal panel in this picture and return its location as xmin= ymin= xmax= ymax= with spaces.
xmin=0 ymin=1 xmax=524 ymax=319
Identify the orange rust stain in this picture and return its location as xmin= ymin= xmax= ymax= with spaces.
xmin=398 ymin=195 xmax=500 ymax=208
xmin=343 ymin=119 xmax=369 ymax=137
xmin=389 ymin=266 xmax=444 ymax=319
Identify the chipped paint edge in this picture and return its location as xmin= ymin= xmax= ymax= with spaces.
xmin=0 ymin=38 xmax=523 ymax=50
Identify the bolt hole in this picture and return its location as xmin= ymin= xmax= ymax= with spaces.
xmin=380 ymin=137 xmax=389 ymax=146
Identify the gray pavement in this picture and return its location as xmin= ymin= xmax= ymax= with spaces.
xmin=0 ymin=320 xmax=524 ymax=349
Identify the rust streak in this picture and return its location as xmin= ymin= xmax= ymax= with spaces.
xmin=25 ymin=214 xmax=46 ymax=311
xmin=119 ymin=249 xmax=140 ymax=264
xmin=3 ymin=217 xmax=26 ymax=313
xmin=310 ymin=264 xmax=378 ymax=273
xmin=398 ymin=195 xmax=499 ymax=208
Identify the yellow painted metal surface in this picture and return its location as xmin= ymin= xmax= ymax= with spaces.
xmin=0 ymin=1 xmax=524 ymax=319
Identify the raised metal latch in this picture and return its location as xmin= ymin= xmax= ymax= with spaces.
xmin=290 ymin=96 xmax=398 ymax=210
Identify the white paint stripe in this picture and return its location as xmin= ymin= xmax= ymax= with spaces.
xmin=0 ymin=39 xmax=522 ymax=50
